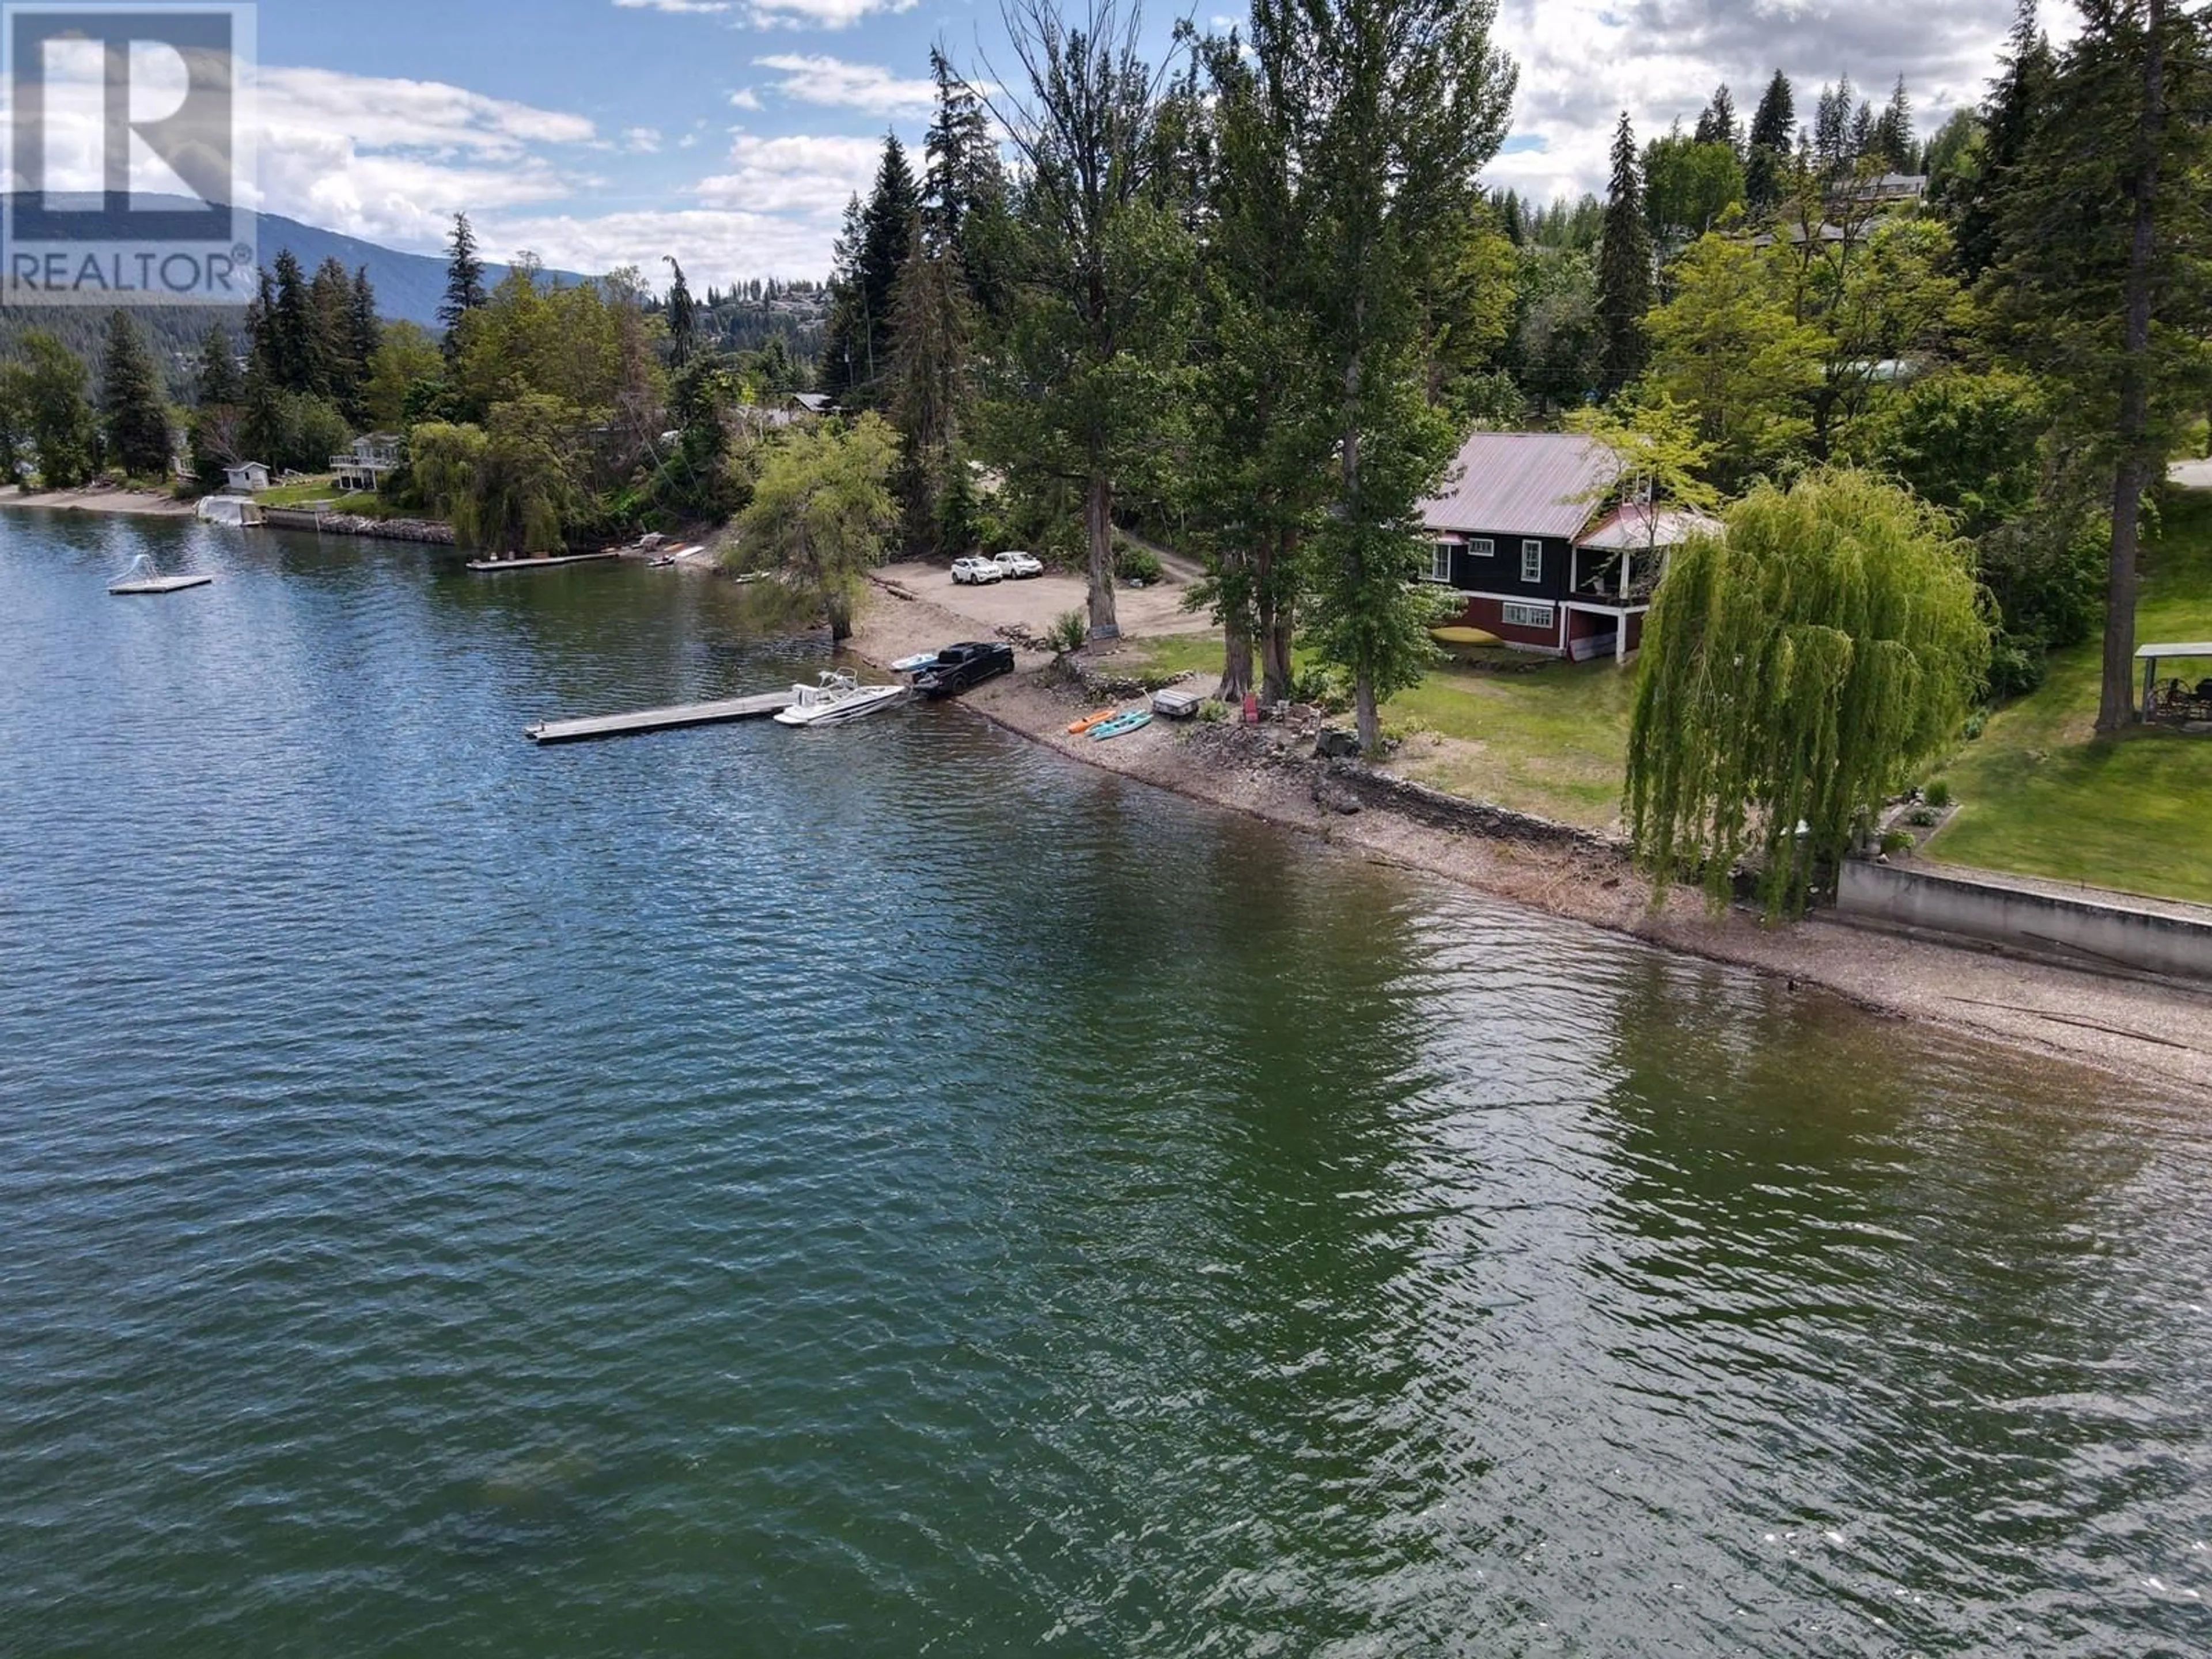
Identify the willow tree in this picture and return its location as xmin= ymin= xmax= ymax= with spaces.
xmin=736 ymin=414 xmax=900 ymax=642
xmin=1626 ymin=469 xmax=1990 ymax=919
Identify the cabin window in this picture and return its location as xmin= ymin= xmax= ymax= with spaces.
xmin=1429 ymin=542 xmax=1455 ymax=584
xmin=1501 ymin=601 xmax=1555 ymax=630
xmin=1468 ymin=537 xmax=1495 ymax=558
xmin=1521 ymin=539 xmax=1544 ymax=582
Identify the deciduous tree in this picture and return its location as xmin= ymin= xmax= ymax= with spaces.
xmin=981 ymin=0 xmax=1192 ymax=639
xmin=1253 ymin=0 xmax=1517 ymax=749
xmin=1627 ymin=469 xmax=1990 ymax=918
xmin=735 ymin=414 xmax=901 ymax=641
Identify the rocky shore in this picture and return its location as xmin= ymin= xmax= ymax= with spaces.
xmin=850 ymin=583 xmax=2212 ymax=1100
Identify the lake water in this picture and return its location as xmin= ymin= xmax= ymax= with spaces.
xmin=3 ymin=513 xmax=2208 ymax=1656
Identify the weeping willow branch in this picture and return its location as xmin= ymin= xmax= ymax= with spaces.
xmin=1626 ymin=467 xmax=1992 ymax=919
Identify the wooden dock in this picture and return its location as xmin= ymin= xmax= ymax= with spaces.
xmin=527 ymin=691 xmax=794 ymax=745
xmin=109 ymin=573 xmax=213 ymax=595
xmin=467 ymin=551 xmax=620 ymax=574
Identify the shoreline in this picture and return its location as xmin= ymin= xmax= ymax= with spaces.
xmin=0 ymin=487 xmax=194 ymax=518
xmin=850 ymin=586 xmax=2212 ymax=1100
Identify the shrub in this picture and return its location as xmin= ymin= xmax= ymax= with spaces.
xmin=1880 ymin=829 xmax=1915 ymax=854
xmin=1908 ymin=806 xmax=1941 ymax=827
xmin=1047 ymin=608 xmax=1088 ymax=654
xmin=1198 ymin=699 xmax=1229 ymax=722
xmin=1925 ymin=779 xmax=1952 ymax=809
xmin=1114 ymin=541 xmax=1163 ymax=585
xmin=1291 ymin=664 xmax=1352 ymax=712
xmin=1984 ymin=630 xmax=2050 ymax=700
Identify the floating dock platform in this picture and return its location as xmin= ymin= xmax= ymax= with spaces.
xmin=527 ymin=691 xmax=795 ymax=745
xmin=467 ymin=551 xmax=620 ymax=573
xmin=108 ymin=573 xmax=214 ymax=595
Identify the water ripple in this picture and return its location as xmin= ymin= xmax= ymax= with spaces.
xmin=2 ymin=518 xmax=2208 ymax=1657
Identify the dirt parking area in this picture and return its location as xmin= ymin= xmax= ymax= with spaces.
xmin=877 ymin=560 xmax=1214 ymax=638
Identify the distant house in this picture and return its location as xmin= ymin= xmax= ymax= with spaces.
xmin=330 ymin=434 xmax=401 ymax=493
xmin=225 ymin=461 xmax=271 ymax=493
xmin=785 ymin=392 xmax=835 ymax=418
xmin=1418 ymin=431 xmax=1720 ymax=664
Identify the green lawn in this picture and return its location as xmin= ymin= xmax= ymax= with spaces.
xmin=252 ymin=478 xmax=399 ymax=516
xmin=1125 ymin=631 xmax=1635 ymax=828
xmin=1930 ymin=488 xmax=2212 ymax=905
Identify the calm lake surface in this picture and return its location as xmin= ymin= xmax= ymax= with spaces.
xmin=3 ymin=513 xmax=2208 ymax=1657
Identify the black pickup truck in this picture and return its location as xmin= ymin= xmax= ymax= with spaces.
xmin=908 ymin=641 xmax=1016 ymax=699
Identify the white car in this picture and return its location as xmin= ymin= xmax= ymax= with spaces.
xmin=950 ymin=556 xmax=1003 ymax=585
xmin=992 ymin=550 xmax=1044 ymax=579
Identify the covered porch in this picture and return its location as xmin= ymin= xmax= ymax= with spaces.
xmin=1568 ymin=503 xmax=1719 ymax=666
xmin=2139 ymin=642 xmax=2212 ymax=728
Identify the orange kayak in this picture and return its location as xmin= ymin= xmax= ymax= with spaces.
xmin=1066 ymin=708 xmax=1118 ymax=734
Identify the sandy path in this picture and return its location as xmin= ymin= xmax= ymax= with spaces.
xmin=850 ymin=586 xmax=2212 ymax=1101
xmin=0 ymin=487 xmax=194 ymax=518
xmin=877 ymin=560 xmax=1216 ymax=639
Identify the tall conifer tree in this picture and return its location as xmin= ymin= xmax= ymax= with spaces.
xmin=1955 ymin=0 xmax=2055 ymax=277
xmin=1597 ymin=111 xmax=1653 ymax=395
xmin=1745 ymin=70 xmax=1795 ymax=212
xmin=440 ymin=211 xmax=487 ymax=359
xmin=99 ymin=310 xmax=172 ymax=478
xmin=1993 ymin=0 xmax=2211 ymax=730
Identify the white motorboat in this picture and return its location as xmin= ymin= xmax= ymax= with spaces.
xmin=771 ymin=669 xmax=909 ymax=728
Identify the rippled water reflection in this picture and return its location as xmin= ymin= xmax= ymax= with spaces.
xmin=2 ymin=514 xmax=2207 ymax=1656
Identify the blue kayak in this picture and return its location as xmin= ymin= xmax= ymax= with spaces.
xmin=1089 ymin=711 xmax=1153 ymax=741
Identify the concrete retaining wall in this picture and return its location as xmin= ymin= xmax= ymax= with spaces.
xmin=1838 ymin=859 xmax=2212 ymax=982
xmin=257 ymin=507 xmax=455 ymax=546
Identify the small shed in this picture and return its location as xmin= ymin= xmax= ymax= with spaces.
xmin=225 ymin=461 xmax=271 ymax=493
xmin=2138 ymin=642 xmax=2212 ymax=725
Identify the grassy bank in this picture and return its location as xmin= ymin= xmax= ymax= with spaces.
xmin=1931 ymin=488 xmax=2212 ymax=905
xmin=253 ymin=478 xmax=409 ymax=518
xmin=1126 ymin=632 xmax=1635 ymax=829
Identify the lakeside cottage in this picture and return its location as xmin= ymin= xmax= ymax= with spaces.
xmin=1418 ymin=431 xmax=1719 ymax=664
xmin=330 ymin=434 xmax=402 ymax=494
xmin=224 ymin=460 xmax=271 ymax=493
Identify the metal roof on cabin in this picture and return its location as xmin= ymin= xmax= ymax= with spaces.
xmin=1419 ymin=431 xmax=1619 ymax=540
xmin=1577 ymin=503 xmax=1725 ymax=551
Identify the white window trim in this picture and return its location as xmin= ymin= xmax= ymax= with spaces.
xmin=1427 ymin=542 xmax=1455 ymax=584
xmin=1501 ymin=601 xmax=1555 ymax=629
xmin=1520 ymin=539 xmax=1544 ymax=582
xmin=1468 ymin=536 xmax=1495 ymax=558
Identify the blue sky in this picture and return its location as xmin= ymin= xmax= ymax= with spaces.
xmin=144 ymin=0 xmax=2031 ymax=285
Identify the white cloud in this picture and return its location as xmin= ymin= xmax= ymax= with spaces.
xmin=692 ymin=131 xmax=882 ymax=215
xmin=480 ymin=207 xmax=831 ymax=280
xmin=745 ymin=0 xmax=917 ymax=31
xmin=624 ymin=125 xmax=664 ymax=152
xmin=753 ymin=54 xmax=939 ymax=115
xmin=613 ymin=0 xmax=733 ymax=13
xmin=1484 ymin=0 xmax=2016 ymax=202
xmin=245 ymin=67 xmax=595 ymax=251
xmin=728 ymin=87 xmax=764 ymax=110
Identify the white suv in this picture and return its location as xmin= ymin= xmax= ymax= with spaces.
xmin=992 ymin=550 xmax=1044 ymax=579
xmin=950 ymin=556 xmax=1003 ymax=585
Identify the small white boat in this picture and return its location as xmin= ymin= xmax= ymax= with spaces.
xmin=195 ymin=495 xmax=264 ymax=527
xmin=771 ymin=669 xmax=909 ymax=728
